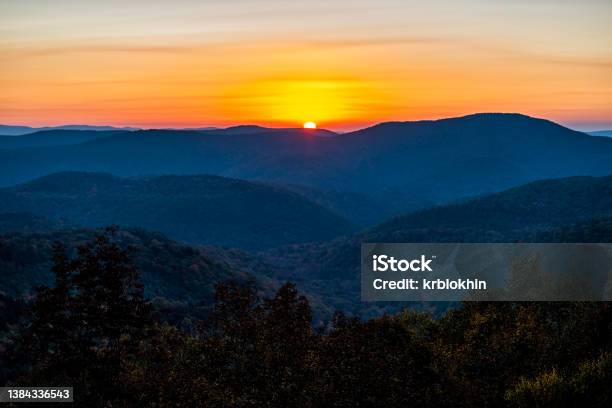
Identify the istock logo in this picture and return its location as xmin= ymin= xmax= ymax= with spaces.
xmin=372 ymin=255 xmax=434 ymax=272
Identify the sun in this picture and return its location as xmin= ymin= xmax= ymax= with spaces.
xmin=303 ymin=121 xmax=317 ymax=129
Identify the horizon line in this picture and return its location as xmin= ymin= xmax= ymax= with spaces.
xmin=2 ymin=112 xmax=612 ymax=134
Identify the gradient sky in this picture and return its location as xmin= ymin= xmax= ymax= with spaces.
xmin=1 ymin=0 xmax=611 ymax=131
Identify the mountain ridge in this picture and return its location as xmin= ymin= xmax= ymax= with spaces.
xmin=0 ymin=129 xmax=131 ymax=149
xmin=2 ymin=172 xmax=612 ymax=318
xmin=0 ymin=172 xmax=355 ymax=250
xmin=0 ymin=124 xmax=140 ymax=136
xmin=2 ymin=113 xmax=612 ymax=222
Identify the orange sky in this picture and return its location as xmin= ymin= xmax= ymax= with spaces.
xmin=1 ymin=0 xmax=611 ymax=131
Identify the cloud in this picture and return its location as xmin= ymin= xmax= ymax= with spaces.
xmin=1 ymin=44 xmax=198 ymax=59
xmin=301 ymin=36 xmax=440 ymax=49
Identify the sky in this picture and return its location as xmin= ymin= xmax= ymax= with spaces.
xmin=1 ymin=0 xmax=611 ymax=131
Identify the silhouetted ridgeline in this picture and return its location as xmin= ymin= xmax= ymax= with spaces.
xmin=0 ymin=130 xmax=129 ymax=149
xmin=0 ymin=124 xmax=139 ymax=136
xmin=2 ymin=114 xmax=612 ymax=220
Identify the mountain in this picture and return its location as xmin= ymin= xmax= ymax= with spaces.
xmin=336 ymin=114 xmax=612 ymax=201
xmin=278 ymin=184 xmax=396 ymax=227
xmin=220 ymin=125 xmax=282 ymax=135
xmin=0 ymin=225 xmax=351 ymax=321
xmin=2 ymin=114 xmax=612 ymax=222
xmin=588 ymin=130 xmax=612 ymax=137
xmin=163 ymin=126 xmax=219 ymax=131
xmin=2 ymin=175 xmax=612 ymax=319
xmin=263 ymin=174 xmax=612 ymax=315
xmin=0 ymin=124 xmax=139 ymax=136
xmin=0 ymin=129 xmax=130 ymax=149
xmin=370 ymin=175 xmax=612 ymax=237
xmin=0 ymin=125 xmax=40 ymax=136
xmin=0 ymin=172 xmax=354 ymax=250
xmin=0 ymin=127 xmax=340 ymax=188
xmin=219 ymin=125 xmax=337 ymax=136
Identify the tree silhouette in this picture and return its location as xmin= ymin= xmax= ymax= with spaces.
xmin=12 ymin=228 xmax=152 ymax=406
xmin=2 ymin=232 xmax=611 ymax=407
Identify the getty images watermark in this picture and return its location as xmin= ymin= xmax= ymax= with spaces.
xmin=362 ymin=243 xmax=612 ymax=302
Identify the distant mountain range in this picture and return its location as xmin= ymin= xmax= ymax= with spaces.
xmin=2 ymin=114 xmax=612 ymax=222
xmin=588 ymin=130 xmax=612 ymax=137
xmin=0 ymin=172 xmax=354 ymax=250
xmin=0 ymin=123 xmax=326 ymax=136
xmin=0 ymin=129 xmax=130 ymax=149
xmin=0 ymin=124 xmax=140 ymax=136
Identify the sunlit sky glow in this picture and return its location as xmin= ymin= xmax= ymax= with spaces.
xmin=1 ymin=0 xmax=611 ymax=131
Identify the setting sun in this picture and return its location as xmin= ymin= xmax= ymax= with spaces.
xmin=303 ymin=121 xmax=317 ymax=129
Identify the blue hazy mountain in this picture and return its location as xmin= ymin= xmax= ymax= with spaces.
xmin=278 ymin=183 xmax=395 ymax=227
xmin=219 ymin=125 xmax=337 ymax=136
xmin=0 ymin=124 xmax=139 ymax=136
xmin=0 ymin=172 xmax=354 ymax=250
xmin=0 ymin=125 xmax=42 ymax=136
xmin=162 ymin=126 xmax=219 ymax=131
xmin=0 ymin=123 xmax=328 ymax=136
xmin=0 ymin=129 xmax=131 ymax=149
xmin=588 ymin=130 xmax=612 ymax=137
xmin=370 ymin=174 xmax=612 ymax=236
xmin=1 ymin=113 xmax=612 ymax=222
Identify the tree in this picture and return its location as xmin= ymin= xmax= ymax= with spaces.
xmin=11 ymin=228 xmax=152 ymax=406
xmin=201 ymin=281 xmax=316 ymax=407
xmin=505 ymin=352 xmax=612 ymax=407
xmin=313 ymin=312 xmax=446 ymax=408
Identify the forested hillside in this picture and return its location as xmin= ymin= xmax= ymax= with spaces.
xmin=0 ymin=172 xmax=355 ymax=250
xmin=1 ymin=232 xmax=609 ymax=406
